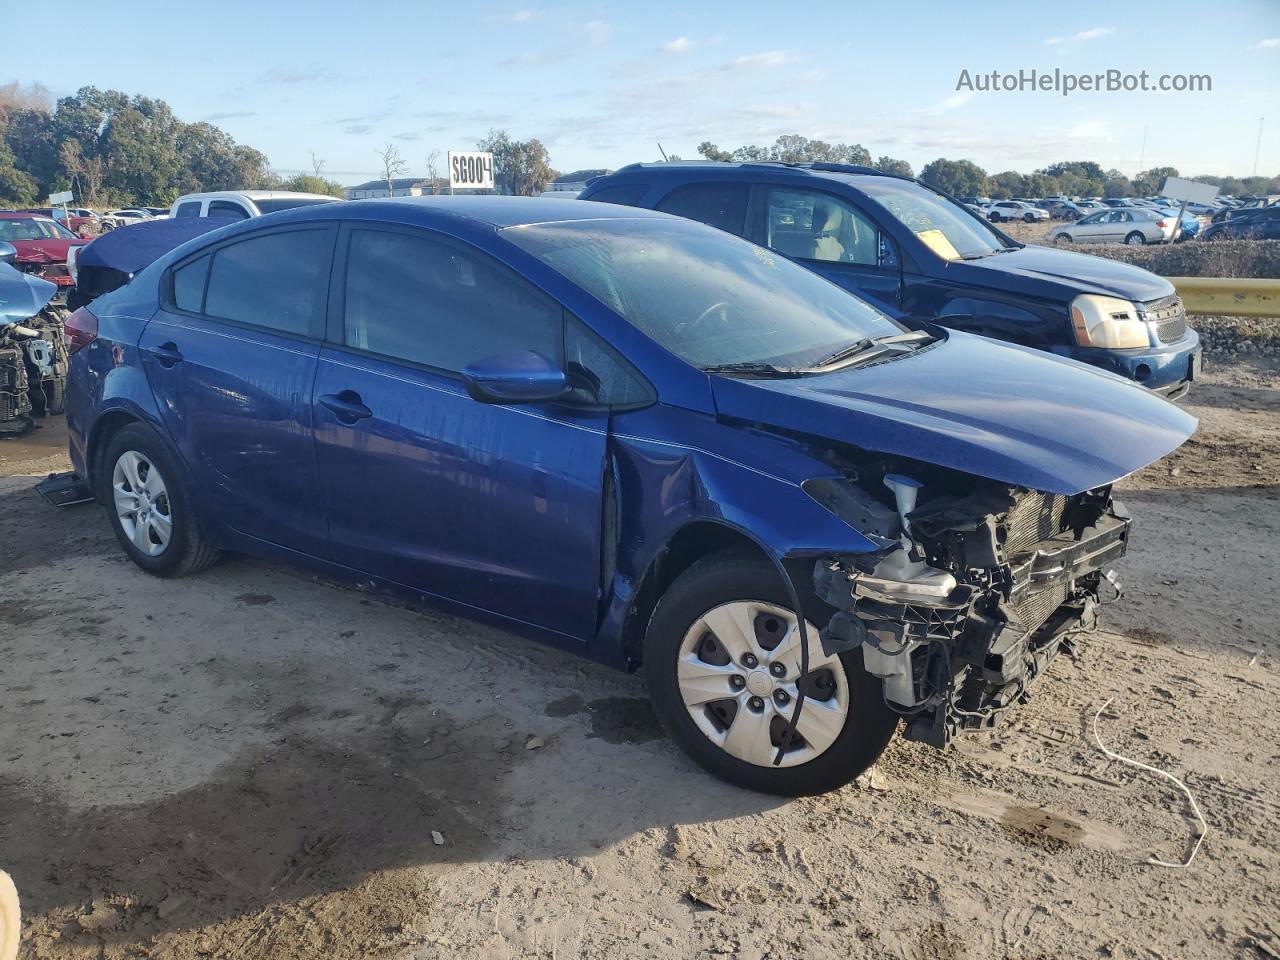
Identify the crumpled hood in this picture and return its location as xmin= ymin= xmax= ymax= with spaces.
xmin=711 ymin=331 xmax=1196 ymax=495
xmin=0 ymin=261 xmax=57 ymax=324
xmin=956 ymin=244 xmax=1174 ymax=302
xmin=12 ymin=237 xmax=84 ymax=264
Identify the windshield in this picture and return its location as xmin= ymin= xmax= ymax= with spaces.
xmin=0 ymin=218 xmax=74 ymax=241
xmin=254 ymin=197 xmax=340 ymax=214
xmin=856 ymin=178 xmax=1012 ymax=260
xmin=503 ymin=217 xmax=904 ymax=370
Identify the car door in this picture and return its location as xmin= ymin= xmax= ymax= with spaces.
xmin=1073 ymin=211 xmax=1105 ymax=240
xmin=755 ymin=186 xmax=903 ymax=309
xmin=139 ymin=223 xmax=336 ymax=555
xmin=311 ymin=224 xmax=612 ymax=640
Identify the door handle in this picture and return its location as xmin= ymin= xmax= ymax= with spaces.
xmin=151 ymin=342 xmax=183 ymax=367
xmin=319 ymin=390 xmax=372 ymax=424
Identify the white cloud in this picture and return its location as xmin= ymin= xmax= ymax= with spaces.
xmin=1258 ymin=37 xmax=1280 ymax=48
xmin=500 ymin=9 xmax=539 ymax=22
xmin=584 ymin=20 xmax=611 ymax=47
xmin=663 ymin=36 xmax=692 ymax=54
xmin=732 ymin=50 xmax=800 ymax=69
xmin=1069 ymin=119 xmax=1108 ymax=138
xmin=1045 ymin=26 xmax=1115 ymax=45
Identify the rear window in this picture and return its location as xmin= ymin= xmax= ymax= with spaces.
xmin=203 ymin=229 xmax=330 ymax=335
xmin=655 ymin=183 xmax=750 ymax=235
xmin=584 ymin=184 xmax=648 ymax=207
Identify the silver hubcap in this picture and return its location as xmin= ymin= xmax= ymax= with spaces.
xmin=677 ymin=601 xmax=849 ymax=768
xmin=112 ymin=450 xmax=173 ymax=557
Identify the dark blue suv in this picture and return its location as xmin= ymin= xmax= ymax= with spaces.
xmin=581 ymin=162 xmax=1201 ymax=398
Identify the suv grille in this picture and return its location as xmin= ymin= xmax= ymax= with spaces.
xmin=1144 ymin=295 xmax=1187 ymax=343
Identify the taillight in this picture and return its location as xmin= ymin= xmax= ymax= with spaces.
xmin=64 ymin=307 xmax=98 ymax=354
xmin=1155 ymin=219 xmax=1168 ymax=228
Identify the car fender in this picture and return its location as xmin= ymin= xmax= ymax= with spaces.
xmin=591 ymin=405 xmax=884 ymax=665
xmin=930 ymin=293 xmax=1064 ymax=346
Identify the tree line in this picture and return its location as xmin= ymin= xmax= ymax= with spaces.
xmin=0 ymin=82 xmax=345 ymax=207
xmin=3 ymin=84 xmax=1273 ymax=209
xmin=696 ymin=138 xmax=1279 ymax=200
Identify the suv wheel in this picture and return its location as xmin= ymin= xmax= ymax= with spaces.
xmin=644 ymin=551 xmax=897 ymax=795
xmin=1125 ymin=231 xmax=1146 ymax=245
xmin=989 ymin=212 xmax=1002 ymax=222
xmin=101 ymin=423 xmax=220 ymax=577
xmin=1024 ymin=213 xmax=1036 ymax=222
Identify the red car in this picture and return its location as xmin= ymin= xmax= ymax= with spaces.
xmin=0 ymin=213 xmax=88 ymax=289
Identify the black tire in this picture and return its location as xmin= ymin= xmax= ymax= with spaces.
xmin=45 ymin=378 xmax=66 ymax=415
xmin=100 ymin=422 xmax=220 ymax=577
xmin=643 ymin=550 xmax=897 ymax=796
xmin=1055 ymin=233 xmax=1072 ymax=245
xmin=1024 ymin=213 xmax=1036 ymax=223
xmin=1125 ymin=231 xmax=1146 ymax=245
xmin=989 ymin=212 xmax=1002 ymax=222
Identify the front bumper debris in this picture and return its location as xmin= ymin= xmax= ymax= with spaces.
xmin=815 ymin=492 xmax=1130 ymax=748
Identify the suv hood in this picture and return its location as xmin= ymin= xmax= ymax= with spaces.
xmin=711 ymin=331 xmax=1196 ymax=495
xmin=955 ymin=244 xmax=1173 ymax=302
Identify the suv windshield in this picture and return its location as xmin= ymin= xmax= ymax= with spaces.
xmin=856 ymin=178 xmax=1013 ymax=260
xmin=503 ymin=217 xmax=905 ymax=370
xmin=254 ymin=197 xmax=340 ymax=214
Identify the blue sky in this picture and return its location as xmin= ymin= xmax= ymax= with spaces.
xmin=4 ymin=0 xmax=1277 ymax=184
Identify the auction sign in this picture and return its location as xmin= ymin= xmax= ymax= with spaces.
xmin=448 ymin=151 xmax=494 ymax=190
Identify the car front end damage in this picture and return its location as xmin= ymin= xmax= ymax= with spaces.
xmin=812 ymin=475 xmax=1129 ymax=747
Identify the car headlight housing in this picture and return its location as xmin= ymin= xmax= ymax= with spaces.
xmin=1070 ymin=294 xmax=1151 ymax=349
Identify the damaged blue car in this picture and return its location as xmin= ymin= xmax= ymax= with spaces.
xmin=63 ymin=197 xmax=1196 ymax=795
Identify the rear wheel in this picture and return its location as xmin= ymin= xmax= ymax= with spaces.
xmin=1055 ymin=233 xmax=1072 ymax=245
xmin=101 ymin=423 xmax=220 ymax=577
xmin=1125 ymin=231 xmax=1146 ymax=245
xmin=644 ymin=551 xmax=897 ymax=795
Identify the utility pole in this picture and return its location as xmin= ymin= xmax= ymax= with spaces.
xmin=1254 ymin=117 xmax=1265 ymax=177
xmin=1137 ymin=124 xmax=1148 ymax=176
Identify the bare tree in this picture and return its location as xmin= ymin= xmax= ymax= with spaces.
xmin=424 ymin=149 xmax=441 ymax=194
xmin=310 ymin=151 xmax=325 ymax=177
xmin=376 ymin=143 xmax=407 ymax=197
xmin=59 ymin=139 xmax=105 ymax=206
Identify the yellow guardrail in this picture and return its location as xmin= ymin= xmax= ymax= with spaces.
xmin=1169 ymin=277 xmax=1280 ymax=318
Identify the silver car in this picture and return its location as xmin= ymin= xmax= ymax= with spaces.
xmin=1047 ymin=208 xmax=1174 ymax=245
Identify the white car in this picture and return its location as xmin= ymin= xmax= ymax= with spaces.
xmin=170 ymin=190 xmax=341 ymax=221
xmin=986 ymin=201 xmax=1050 ymax=223
xmin=106 ymin=208 xmax=153 ymax=222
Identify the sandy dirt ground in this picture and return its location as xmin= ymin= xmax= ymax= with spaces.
xmin=1 ymin=359 xmax=1278 ymax=960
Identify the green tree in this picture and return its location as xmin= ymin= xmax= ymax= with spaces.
xmin=919 ymin=158 xmax=988 ymax=197
xmin=477 ymin=130 xmax=555 ymax=195
xmin=874 ymin=156 xmax=913 ymax=177
xmin=282 ymin=173 xmax=345 ymax=197
xmin=1133 ymin=166 xmax=1179 ymax=196
xmin=1103 ymin=175 xmax=1134 ymax=198
xmin=987 ymin=171 xmax=1025 ymax=199
xmin=697 ymin=141 xmax=733 ymax=162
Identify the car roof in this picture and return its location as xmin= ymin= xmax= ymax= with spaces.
xmin=292 ymin=195 xmax=679 ymax=229
xmin=174 ymin=190 xmax=341 ymax=202
xmin=0 ymin=212 xmax=53 ymax=220
xmin=602 ymin=160 xmax=911 ymax=187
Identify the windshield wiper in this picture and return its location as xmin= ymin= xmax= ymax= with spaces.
xmin=701 ymin=361 xmax=806 ymax=378
xmin=812 ymin=331 xmax=931 ymax=369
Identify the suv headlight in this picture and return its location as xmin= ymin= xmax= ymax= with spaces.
xmin=1070 ymin=294 xmax=1151 ymax=349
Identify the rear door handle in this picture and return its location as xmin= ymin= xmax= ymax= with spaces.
xmin=319 ymin=390 xmax=372 ymax=424
xmin=151 ymin=342 xmax=183 ymax=367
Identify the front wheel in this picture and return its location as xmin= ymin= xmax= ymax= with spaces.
xmin=1024 ymin=213 xmax=1037 ymax=223
xmin=101 ymin=423 xmax=220 ymax=577
xmin=989 ymin=212 xmax=1002 ymax=222
xmin=1125 ymin=231 xmax=1146 ymax=245
xmin=644 ymin=551 xmax=897 ymax=795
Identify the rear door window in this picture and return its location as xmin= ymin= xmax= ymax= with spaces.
xmin=174 ymin=202 xmax=202 ymax=218
xmin=341 ymin=228 xmax=562 ymax=373
xmin=203 ymin=228 xmax=331 ymax=336
xmin=171 ymin=255 xmax=210 ymax=312
xmin=208 ymin=200 xmax=251 ymax=220
xmin=655 ymin=183 xmax=750 ymax=235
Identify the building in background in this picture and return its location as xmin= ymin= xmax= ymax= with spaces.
xmin=344 ymin=178 xmax=436 ymax=200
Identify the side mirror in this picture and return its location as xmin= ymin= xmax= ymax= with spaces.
xmin=0 ymin=241 xmax=16 ymax=266
xmin=462 ymin=350 xmax=569 ymax=405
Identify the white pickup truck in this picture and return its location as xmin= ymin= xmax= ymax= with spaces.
xmin=169 ymin=190 xmax=340 ymax=221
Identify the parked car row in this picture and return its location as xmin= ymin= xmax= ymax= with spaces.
xmin=61 ymin=192 xmax=1196 ymax=796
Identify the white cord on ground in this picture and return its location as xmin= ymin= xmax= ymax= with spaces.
xmin=1091 ymin=697 xmax=1207 ymax=868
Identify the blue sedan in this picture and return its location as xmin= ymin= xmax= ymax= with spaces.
xmin=63 ymin=198 xmax=1195 ymax=795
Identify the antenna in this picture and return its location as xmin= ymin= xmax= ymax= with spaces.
xmin=657 ymin=142 xmax=669 ymax=162
xmin=1254 ymin=117 xmax=1265 ymax=177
